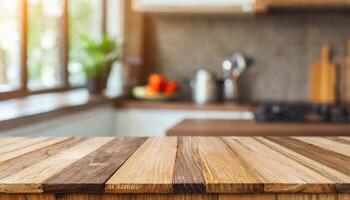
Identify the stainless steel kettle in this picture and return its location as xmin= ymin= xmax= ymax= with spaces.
xmin=190 ymin=70 xmax=220 ymax=104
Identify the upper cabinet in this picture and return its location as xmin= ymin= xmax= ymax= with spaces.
xmin=132 ymin=0 xmax=263 ymax=13
xmin=132 ymin=0 xmax=350 ymax=13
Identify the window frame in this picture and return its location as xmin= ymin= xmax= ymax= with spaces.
xmin=0 ymin=0 xmax=108 ymax=101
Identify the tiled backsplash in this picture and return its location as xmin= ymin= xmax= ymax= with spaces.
xmin=143 ymin=11 xmax=350 ymax=102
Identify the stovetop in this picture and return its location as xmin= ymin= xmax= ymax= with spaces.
xmin=255 ymin=103 xmax=349 ymax=123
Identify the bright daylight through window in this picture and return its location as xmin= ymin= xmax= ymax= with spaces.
xmin=0 ymin=0 xmax=119 ymax=99
xmin=0 ymin=0 xmax=21 ymax=93
xmin=28 ymin=0 xmax=64 ymax=90
xmin=68 ymin=0 xmax=104 ymax=86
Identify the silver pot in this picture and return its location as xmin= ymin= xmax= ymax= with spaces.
xmin=190 ymin=70 xmax=221 ymax=104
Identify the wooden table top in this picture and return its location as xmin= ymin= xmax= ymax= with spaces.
xmin=0 ymin=137 xmax=350 ymax=194
xmin=167 ymin=119 xmax=350 ymax=136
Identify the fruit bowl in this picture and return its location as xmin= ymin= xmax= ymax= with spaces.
xmin=132 ymin=86 xmax=178 ymax=101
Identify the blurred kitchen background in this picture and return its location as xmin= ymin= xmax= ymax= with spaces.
xmin=1 ymin=0 xmax=350 ymax=137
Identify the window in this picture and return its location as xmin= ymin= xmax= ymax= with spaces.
xmin=0 ymin=0 xmax=21 ymax=93
xmin=28 ymin=0 xmax=65 ymax=90
xmin=68 ymin=0 xmax=104 ymax=86
xmin=0 ymin=0 xmax=121 ymax=100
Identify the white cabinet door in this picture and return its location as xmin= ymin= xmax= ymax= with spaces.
xmin=1 ymin=106 xmax=114 ymax=137
xmin=114 ymin=108 xmax=253 ymax=136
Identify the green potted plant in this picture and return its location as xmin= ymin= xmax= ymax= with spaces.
xmin=77 ymin=34 xmax=120 ymax=94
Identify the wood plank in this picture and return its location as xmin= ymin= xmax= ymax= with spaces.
xmin=340 ymin=137 xmax=350 ymax=141
xmin=294 ymin=137 xmax=350 ymax=157
xmin=0 ymin=137 xmax=50 ymax=156
xmin=0 ymin=137 xmax=350 ymax=195
xmin=43 ymin=137 xmax=147 ymax=193
xmin=105 ymin=137 xmax=178 ymax=193
xmin=0 ymin=194 xmax=56 ymax=200
xmin=196 ymin=137 xmax=263 ymax=193
xmin=0 ymin=137 xmax=85 ymax=180
xmin=324 ymin=137 xmax=350 ymax=145
xmin=219 ymin=194 xmax=275 ymax=200
xmin=267 ymin=137 xmax=350 ymax=175
xmin=0 ymin=137 xmax=26 ymax=148
xmin=0 ymin=137 xmax=71 ymax=163
xmin=223 ymin=137 xmax=334 ymax=193
xmin=267 ymin=137 xmax=350 ymax=193
xmin=59 ymin=194 xmax=218 ymax=200
xmin=338 ymin=184 xmax=350 ymax=194
xmin=220 ymin=194 xmax=337 ymax=200
xmin=277 ymin=194 xmax=336 ymax=200
xmin=0 ymin=194 xmax=26 ymax=200
xmin=339 ymin=194 xmax=350 ymax=200
xmin=173 ymin=137 xmax=206 ymax=193
xmin=0 ymin=137 xmax=113 ymax=193
xmin=0 ymin=194 xmax=344 ymax=200
xmin=26 ymin=194 xmax=56 ymax=200
xmin=256 ymin=137 xmax=350 ymax=183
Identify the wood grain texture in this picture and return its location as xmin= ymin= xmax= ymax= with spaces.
xmin=339 ymin=194 xmax=350 ymax=200
xmin=324 ymin=137 xmax=350 ymax=145
xmin=166 ymin=119 xmax=350 ymax=137
xmin=266 ymin=137 xmax=350 ymax=176
xmin=223 ymin=137 xmax=334 ymax=193
xmin=0 ymin=194 xmax=55 ymax=200
xmin=59 ymin=194 xmax=218 ymax=200
xmin=1 ymin=194 xmax=346 ymax=200
xmin=173 ymin=137 xmax=206 ymax=193
xmin=256 ymin=137 xmax=350 ymax=183
xmin=0 ymin=138 xmax=113 ymax=193
xmin=43 ymin=137 xmax=147 ymax=193
xmin=0 ymin=137 xmax=85 ymax=179
xmin=219 ymin=194 xmax=275 ymax=200
xmin=0 ymin=138 xmax=51 ymax=156
xmin=0 ymin=137 xmax=71 ymax=163
xmin=195 ymin=137 xmax=263 ymax=193
xmin=266 ymin=137 xmax=350 ymax=193
xmin=105 ymin=137 xmax=178 ymax=193
xmin=276 ymin=194 xmax=335 ymax=200
xmin=0 ymin=137 xmax=26 ymax=148
xmin=0 ymin=137 xmax=350 ymax=195
xmin=294 ymin=137 xmax=350 ymax=157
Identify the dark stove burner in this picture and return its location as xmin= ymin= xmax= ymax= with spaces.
xmin=255 ymin=103 xmax=349 ymax=123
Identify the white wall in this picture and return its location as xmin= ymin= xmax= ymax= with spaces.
xmin=0 ymin=107 xmax=253 ymax=137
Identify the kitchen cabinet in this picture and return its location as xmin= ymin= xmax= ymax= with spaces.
xmin=114 ymin=108 xmax=253 ymax=136
xmin=1 ymin=107 xmax=253 ymax=137
xmin=1 ymin=106 xmax=114 ymax=137
xmin=132 ymin=0 xmax=262 ymax=13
